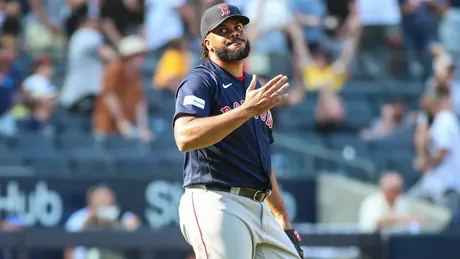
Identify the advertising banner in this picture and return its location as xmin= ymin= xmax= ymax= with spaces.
xmin=0 ymin=177 xmax=316 ymax=228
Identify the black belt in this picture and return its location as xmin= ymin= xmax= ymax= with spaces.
xmin=186 ymin=184 xmax=271 ymax=202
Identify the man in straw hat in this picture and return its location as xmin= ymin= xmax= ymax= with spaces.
xmin=93 ymin=35 xmax=153 ymax=143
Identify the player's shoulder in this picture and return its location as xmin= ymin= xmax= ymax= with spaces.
xmin=175 ymin=62 xmax=220 ymax=96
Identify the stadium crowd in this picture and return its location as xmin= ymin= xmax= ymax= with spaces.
xmin=0 ymin=0 xmax=459 ymax=257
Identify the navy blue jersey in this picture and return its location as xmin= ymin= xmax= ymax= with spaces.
xmin=174 ymin=61 xmax=274 ymax=190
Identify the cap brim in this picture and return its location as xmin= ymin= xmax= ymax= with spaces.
xmin=205 ymin=14 xmax=250 ymax=38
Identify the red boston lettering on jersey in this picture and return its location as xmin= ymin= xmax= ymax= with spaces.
xmin=220 ymin=4 xmax=231 ymax=16
xmin=260 ymin=111 xmax=267 ymax=121
xmin=220 ymin=101 xmax=273 ymax=129
xmin=220 ymin=106 xmax=231 ymax=113
xmin=266 ymin=111 xmax=273 ymax=129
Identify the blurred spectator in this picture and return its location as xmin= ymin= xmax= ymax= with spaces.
xmin=291 ymin=13 xmax=360 ymax=134
xmin=438 ymin=0 xmax=460 ymax=63
xmin=153 ymin=37 xmax=190 ymax=95
xmin=0 ymin=0 xmax=22 ymax=38
xmin=24 ymin=0 xmax=69 ymax=58
xmin=359 ymin=171 xmax=421 ymax=233
xmin=65 ymin=185 xmax=141 ymax=259
xmin=361 ymin=99 xmax=406 ymax=141
xmin=0 ymin=212 xmax=26 ymax=259
xmin=426 ymin=47 xmax=460 ymax=115
xmin=93 ymin=35 xmax=153 ymax=142
xmin=20 ymin=56 xmax=56 ymax=135
xmin=356 ymin=0 xmax=402 ymax=78
xmin=60 ymin=12 xmax=117 ymax=115
xmin=244 ymin=0 xmax=293 ymax=78
xmin=323 ymin=0 xmax=359 ymax=59
xmin=324 ymin=0 xmax=356 ymax=35
xmin=0 ymin=37 xmax=22 ymax=138
xmin=399 ymin=0 xmax=438 ymax=79
xmin=292 ymin=0 xmax=337 ymax=52
xmin=144 ymin=0 xmax=198 ymax=54
xmin=100 ymin=0 xmax=144 ymax=46
xmin=64 ymin=0 xmax=95 ymax=38
xmin=411 ymin=86 xmax=460 ymax=205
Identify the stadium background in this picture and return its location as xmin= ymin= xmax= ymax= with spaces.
xmin=0 ymin=0 xmax=459 ymax=258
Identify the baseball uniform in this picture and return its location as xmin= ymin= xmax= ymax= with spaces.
xmin=174 ymin=58 xmax=301 ymax=258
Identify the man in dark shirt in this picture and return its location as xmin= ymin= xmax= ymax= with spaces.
xmin=0 ymin=40 xmax=21 ymax=138
xmin=100 ymin=0 xmax=144 ymax=45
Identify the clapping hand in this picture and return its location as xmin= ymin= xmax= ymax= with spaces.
xmin=243 ymin=74 xmax=290 ymax=117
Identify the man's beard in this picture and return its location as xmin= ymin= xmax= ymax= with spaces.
xmin=215 ymin=39 xmax=251 ymax=61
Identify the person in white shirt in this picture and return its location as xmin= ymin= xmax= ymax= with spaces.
xmin=64 ymin=185 xmax=140 ymax=259
xmin=144 ymin=0 xmax=198 ymax=51
xmin=59 ymin=12 xmax=117 ymax=115
xmin=359 ymin=172 xmax=420 ymax=232
xmin=413 ymin=85 xmax=460 ymax=204
xmin=21 ymin=56 xmax=57 ymax=134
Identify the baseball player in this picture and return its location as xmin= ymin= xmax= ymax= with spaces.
xmin=173 ymin=3 xmax=304 ymax=259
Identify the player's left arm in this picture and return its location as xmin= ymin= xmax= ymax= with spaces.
xmin=265 ymin=168 xmax=292 ymax=229
xmin=266 ymin=167 xmax=304 ymax=258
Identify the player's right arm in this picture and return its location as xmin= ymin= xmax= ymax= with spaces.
xmin=174 ymin=74 xmax=289 ymax=152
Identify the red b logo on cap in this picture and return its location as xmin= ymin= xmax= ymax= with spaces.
xmin=220 ymin=4 xmax=231 ymax=16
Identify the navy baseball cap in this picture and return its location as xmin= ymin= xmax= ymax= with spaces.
xmin=200 ymin=4 xmax=250 ymax=39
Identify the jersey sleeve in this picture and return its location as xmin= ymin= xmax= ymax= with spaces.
xmin=174 ymin=75 xmax=214 ymax=124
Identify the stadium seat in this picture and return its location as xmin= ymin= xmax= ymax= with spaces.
xmin=69 ymin=147 xmax=115 ymax=176
xmin=151 ymin=117 xmax=172 ymax=136
xmin=151 ymin=131 xmax=176 ymax=149
xmin=12 ymin=133 xmax=56 ymax=151
xmin=23 ymin=152 xmax=71 ymax=176
xmin=276 ymin=100 xmax=316 ymax=131
xmin=0 ymin=150 xmax=23 ymax=167
xmin=275 ymin=131 xmax=324 ymax=146
xmin=148 ymin=89 xmax=176 ymax=117
xmin=154 ymin=146 xmax=183 ymax=164
xmin=103 ymin=135 xmax=148 ymax=150
xmin=369 ymin=127 xmax=414 ymax=153
xmin=111 ymin=149 xmax=157 ymax=176
xmin=327 ymin=133 xmax=370 ymax=158
xmin=345 ymin=101 xmax=373 ymax=130
xmin=52 ymin=109 xmax=88 ymax=133
xmin=271 ymin=147 xmax=311 ymax=176
xmin=57 ymin=132 xmax=96 ymax=150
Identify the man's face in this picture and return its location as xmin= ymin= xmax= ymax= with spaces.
xmin=0 ymin=46 xmax=16 ymax=64
xmin=383 ymin=183 xmax=402 ymax=204
xmin=205 ymin=18 xmax=250 ymax=62
xmin=89 ymin=188 xmax=115 ymax=210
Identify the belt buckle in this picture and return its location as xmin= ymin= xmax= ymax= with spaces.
xmin=253 ymin=190 xmax=270 ymax=202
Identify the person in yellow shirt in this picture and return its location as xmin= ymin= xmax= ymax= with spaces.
xmin=302 ymin=48 xmax=347 ymax=92
xmin=153 ymin=37 xmax=190 ymax=94
xmin=284 ymin=12 xmax=360 ymax=133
